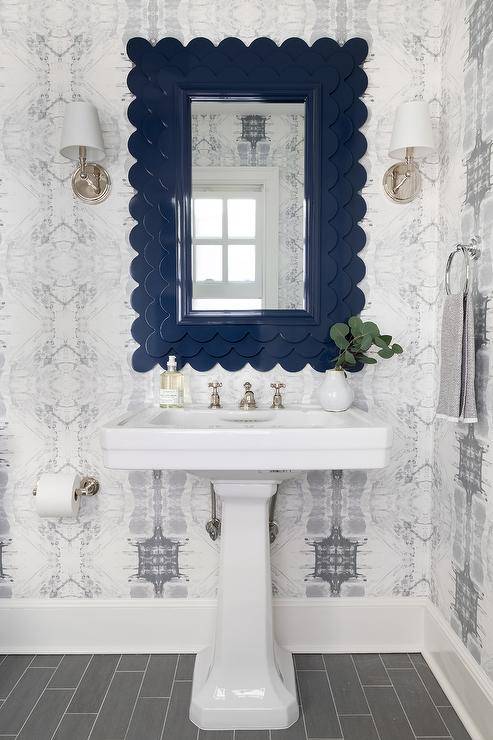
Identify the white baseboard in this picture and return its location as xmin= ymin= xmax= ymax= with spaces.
xmin=0 ymin=596 xmax=491 ymax=740
xmin=423 ymin=602 xmax=493 ymax=740
xmin=0 ymin=596 xmax=425 ymax=654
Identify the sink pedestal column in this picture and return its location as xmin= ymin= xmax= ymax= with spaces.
xmin=190 ymin=479 xmax=299 ymax=731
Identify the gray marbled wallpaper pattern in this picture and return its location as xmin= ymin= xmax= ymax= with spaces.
xmin=0 ymin=0 xmax=440 ymax=620
xmin=433 ymin=0 xmax=493 ymax=683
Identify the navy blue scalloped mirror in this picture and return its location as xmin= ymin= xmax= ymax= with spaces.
xmin=127 ymin=36 xmax=368 ymax=372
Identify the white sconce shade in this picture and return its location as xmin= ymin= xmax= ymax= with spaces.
xmin=389 ymin=100 xmax=435 ymax=160
xmin=60 ymin=102 xmax=105 ymax=161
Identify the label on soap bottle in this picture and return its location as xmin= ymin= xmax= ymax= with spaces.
xmin=160 ymin=388 xmax=180 ymax=406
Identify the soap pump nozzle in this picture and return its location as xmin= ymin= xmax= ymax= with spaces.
xmin=167 ymin=355 xmax=177 ymax=372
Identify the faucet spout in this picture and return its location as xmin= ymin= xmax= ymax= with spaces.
xmin=239 ymin=381 xmax=257 ymax=410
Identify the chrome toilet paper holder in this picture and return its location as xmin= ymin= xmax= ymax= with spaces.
xmin=33 ymin=476 xmax=100 ymax=499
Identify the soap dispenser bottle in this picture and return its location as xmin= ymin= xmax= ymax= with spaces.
xmin=160 ymin=355 xmax=184 ymax=408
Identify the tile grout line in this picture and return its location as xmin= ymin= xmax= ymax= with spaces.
xmin=350 ymin=654 xmax=382 ymax=740
xmin=320 ymin=657 xmax=343 ymax=739
xmin=159 ymin=654 xmax=180 ymax=740
xmin=0 ymin=655 xmax=36 ymax=705
xmin=49 ymin=654 xmax=97 ymax=740
xmin=123 ymin=654 xmax=152 ymax=740
xmin=407 ymin=654 xmax=453 ymax=715
xmin=12 ymin=665 xmax=61 ymax=739
xmin=377 ymin=654 xmax=419 ymax=740
xmin=436 ymin=706 xmax=462 ymax=740
xmin=86 ymin=655 xmax=122 ymax=740
xmin=390 ymin=655 xmax=454 ymax=738
xmin=293 ymin=668 xmax=309 ymax=740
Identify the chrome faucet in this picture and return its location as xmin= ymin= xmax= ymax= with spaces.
xmin=239 ymin=381 xmax=257 ymax=410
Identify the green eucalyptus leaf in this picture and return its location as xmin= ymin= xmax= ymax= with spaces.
xmin=356 ymin=354 xmax=377 ymax=364
xmin=359 ymin=334 xmax=373 ymax=352
xmin=330 ymin=323 xmax=350 ymax=349
xmin=377 ymin=348 xmax=394 ymax=359
xmin=380 ymin=335 xmax=392 ymax=344
xmin=344 ymin=350 xmax=356 ymax=365
xmin=391 ymin=343 xmax=403 ymax=354
xmin=362 ymin=321 xmax=380 ymax=338
xmin=374 ymin=335 xmax=391 ymax=349
xmin=348 ymin=316 xmax=364 ymax=335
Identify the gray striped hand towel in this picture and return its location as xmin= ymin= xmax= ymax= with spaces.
xmin=436 ymin=293 xmax=477 ymax=423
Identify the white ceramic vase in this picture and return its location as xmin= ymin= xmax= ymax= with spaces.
xmin=318 ymin=369 xmax=354 ymax=412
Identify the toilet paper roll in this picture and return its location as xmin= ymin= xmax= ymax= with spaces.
xmin=35 ymin=472 xmax=81 ymax=518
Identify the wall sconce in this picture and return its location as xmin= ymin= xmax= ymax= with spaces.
xmin=60 ymin=102 xmax=111 ymax=204
xmin=383 ymin=100 xmax=435 ymax=204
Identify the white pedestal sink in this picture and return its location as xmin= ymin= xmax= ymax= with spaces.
xmin=101 ymin=405 xmax=391 ymax=731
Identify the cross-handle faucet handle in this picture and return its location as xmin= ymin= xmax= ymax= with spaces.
xmin=270 ymin=382 xmax=286 ymax=409
xmin=208 ymin=380 xmax=222 ymax=409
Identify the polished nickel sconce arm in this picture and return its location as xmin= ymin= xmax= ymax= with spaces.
xmin=71 ymin=145 xmax=110 ymax=204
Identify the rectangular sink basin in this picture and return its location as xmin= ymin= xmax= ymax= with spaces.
xmin=101 ymin=405 xmax=392 ymax=471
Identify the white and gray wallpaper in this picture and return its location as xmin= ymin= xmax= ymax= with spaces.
xmin=433 ymin=0 xmax=493 ymax=683
xmin=6 ymin=0 xmax=492 ymax=683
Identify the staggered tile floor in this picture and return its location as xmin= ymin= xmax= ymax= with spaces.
xmin=0 ymin=653 xmax=470 ymax=739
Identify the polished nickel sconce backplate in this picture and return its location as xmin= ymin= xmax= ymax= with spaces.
xmin=72 ymin=146 xmax=111 ymax=204
xmin=383 ymin=147 xmax=421 ymax=204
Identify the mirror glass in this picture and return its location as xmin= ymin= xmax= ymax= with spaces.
xmin=191 ymin=100 xmax=306 ymax=311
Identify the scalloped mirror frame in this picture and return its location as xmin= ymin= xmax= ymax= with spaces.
xmin=127 ymin=36 xmax=368 ymax=372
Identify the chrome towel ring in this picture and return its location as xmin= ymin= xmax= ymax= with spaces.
xmin=445 ymin=238 xmax=481 ymax=296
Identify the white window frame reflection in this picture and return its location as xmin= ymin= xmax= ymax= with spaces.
xmin=192 ymin=166 xmax=279 ymax=309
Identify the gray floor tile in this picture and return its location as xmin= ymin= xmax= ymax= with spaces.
xmin=438 ymin=706 xmax=472 ymax=739
xmin=364 ymin=686 xmax=414 ymax=740
xmin=390 ymin=667 xmax=449 ymax=737
xmin=271 ymin=712 xmax=306 ymax=739
xmin=117 ymin=654 xmax=149 ymax=671
xmin=162 ymin=680 xmax=197 ymax=740
xmin=0 ymin=666 xmax=54 ymax=734
xmin=339 ymin=715 xmax=379 ymax=740
xmin=0 ymin=655 xmax=34 ymax=699
xmin=31 ymin=654 xmax=63 ymax=667
xmin=17 ymin=688 xmax=72 ymax=740
xmin=297 ymin=670 xmax=341 ymax=738
xmin=53 ymin=713 xmax=97 ymax=740
xmin=353 ymin=654 xmax=391 ymax=686
xmin=176 ymin=654 xmax=196 ymax=680
xmin=235 ymin=731 xmax=270 ymax=739
xmin=294 ymin=654 xmax=324 ymax=670
xmin=410 ymin=654 xmax=452 ymax=706
xmin=380 ymin=653 xmax=413 ymax=669
xmin=126 ymin=697 xmax=168 ymax=740
xmin=141 ymin=654 xmax=178 ymax=697
xmin=323 ymin=654 xmax=369 ymax=715
xmin=49 ymin=655 xmax=92 ymax=689
xmin=198 ymin=731 xmax=234 ymax=739
xmin=68 ymin=655 xmax=119 ymax=713
xmin=89 ymin=670 xmax=143 ymax=740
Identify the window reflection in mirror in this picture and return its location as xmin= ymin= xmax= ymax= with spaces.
xmin=191 ymin=101 xmax=305 ymax=311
